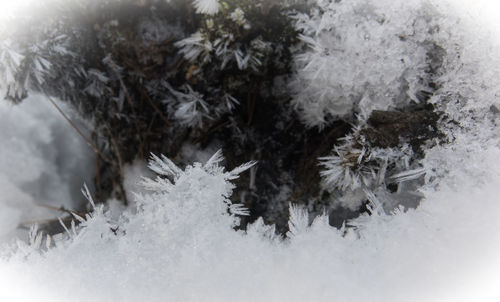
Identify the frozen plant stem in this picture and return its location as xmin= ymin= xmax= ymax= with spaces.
xmin=46 ymin=96 xmax=118 ymax=171
xmin=110 ymin=68 xmax=145 ymax=160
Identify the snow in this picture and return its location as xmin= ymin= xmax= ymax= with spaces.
xmin=0 ymin=0 xmax=500 ymax=301
xmin=121 ymin=160 xmax=154 ymax=211
xmin=1 ymin=127 xmax=499 ymax=301
xmin=0 ymin=95 xmax=94 ymax=242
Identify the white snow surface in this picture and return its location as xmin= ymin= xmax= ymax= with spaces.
xmin=1 ymin=1 xmax=500 ymax=301
xmin=1 ymin=120 xmax=499 ymax=302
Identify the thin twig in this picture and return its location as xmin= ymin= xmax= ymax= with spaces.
xmin=247 ymin=94 xmax=255 ymax=126
xmin=93 ymin=132 xmax=102 ymax=199
xmin=103 ymin=121 xmax=125 ymax=175
xmin=18 ymin=216 xmax=73 ymax=228
xmin=103 ymin=121 xmax=129 ymax=206
xmin=109 ymin=68 xmax=145 ymax=159
xmin=147 ymin=112 xmax=158 ymax=134
xmin=138 ymin=84 xmax=170 ymax=126
xmin=194 ymin=120 xmax=230 ymax=144
xmin=246 ymin=80 xmax=261 ymax=126
xmin=34 ymin=203 xmax=86 ymax=217
xmin=46 ymin=96 xmax=117 ymax=170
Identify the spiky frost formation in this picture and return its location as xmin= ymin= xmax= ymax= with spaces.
xmin=175 ymin=6 xmax=270 ymax=72
xmin=0 ymin=37 xmax=55 ymax=102
xmin=141 ymin=150 xmax=256 ymax=219
xmin=171 ymin=0 xmax=296 ymax=127
xmin=10 ymin=150 xmax=256 ymax=257
xmin=289 ymin=0 xmax=449 ymax=127
xmin=0 ymin=39 xmax=25 ymax=100
xmin=193 ymin=0 xmax=220 ymax=15
xmin=319 ymin=126 xmax=425 ymax=211
xmin=175 ymin=31 xmax=213 ymax=64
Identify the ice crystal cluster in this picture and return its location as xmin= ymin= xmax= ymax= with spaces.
xmin=319 ymin=125 xmax=424 ymax=211
xmin=176 ymin=0 xmax=288 ymax=73
xmin=301 ymin=0 xmax=462 ymax=211
xmin=0 ymin=39 xmax=25 ymax=100
xmin=0 ymin=17 xmax=75 ymax=104
xmin=289 ymin=0 xmax=447 ymax=126
xmin=165 ymin=0 xmax=296 ymax=127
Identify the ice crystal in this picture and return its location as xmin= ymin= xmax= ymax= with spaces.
xmin=176 ymin=1 xmax=280 ymax=74
xmin=175 ymin=31 xmax=212 ymax=64
xmin=166 ymin=84 xmax=210 ymax=127
xmin=193 ymin=0 xmax=220 ymax=15
xmin=319 ymin=126 xmax=424 ymax=211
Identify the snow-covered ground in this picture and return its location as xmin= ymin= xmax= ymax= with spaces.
xmin=1 ymin=115 xmax=499 ymax=302
xmin=0 ymin=0 xmax=500 ymax=301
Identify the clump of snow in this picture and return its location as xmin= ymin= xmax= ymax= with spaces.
xmin=0 ymin=95 xmax=94 ymax=242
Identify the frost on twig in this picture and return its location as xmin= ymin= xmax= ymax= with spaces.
xmin=319 ymin=124 xmax=426 ymax=212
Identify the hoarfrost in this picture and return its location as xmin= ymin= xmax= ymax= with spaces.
xmin=289 ymin=0 xmax=448 ymax=126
